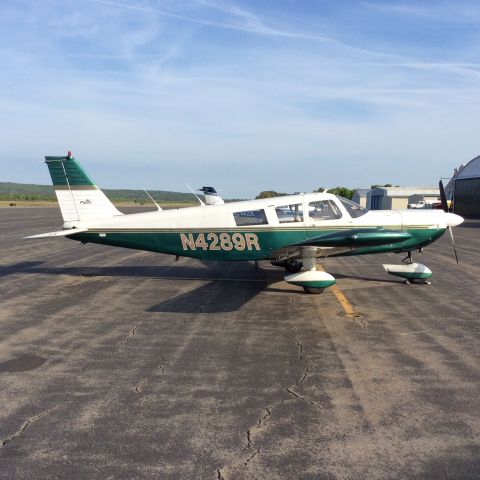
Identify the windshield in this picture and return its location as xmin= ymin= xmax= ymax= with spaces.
xmin=339 ymin=197 xmax=369 ymax=218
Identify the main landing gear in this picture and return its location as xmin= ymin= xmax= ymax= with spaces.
xmin=285 ymin=260 xmax=303 ymax=273
xmin=282 ymin=251 xmax=336 ymax=294
xmin=382 ymin=250 xmax=433 ymax=285
xmin=271 ymin=259 xmax=303 ymax=273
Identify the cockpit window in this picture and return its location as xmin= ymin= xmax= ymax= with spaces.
xmin=339 ymin=198 xmax=368 ymax=218
xmin=308 ymin=200 xmax=342 ymax=221
xmin=275 ymin=204 xmax=303 ymax=223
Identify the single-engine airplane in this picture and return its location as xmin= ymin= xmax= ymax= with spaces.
xmin=26 ymin=153 xmax=463 ymax=294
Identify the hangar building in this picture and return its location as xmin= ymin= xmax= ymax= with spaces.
xmin=367 ymin=187 xmax=439 ymax=210
xmin=446 ymin=155 xmax=480 ymax=219
xmin=352 ymin=189 xmax=369 ymax=207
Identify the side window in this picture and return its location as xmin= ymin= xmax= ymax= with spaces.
xmin=309 ymin=200 xmax=342 ymax=221
xmin=233 ymin=209 xmax=268 ymax=226
xmin=275 ymin=204 xmax=303 ymax=223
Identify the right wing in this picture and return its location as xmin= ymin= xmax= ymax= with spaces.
xmin=25 ymin=228 xmax=88 ymax=239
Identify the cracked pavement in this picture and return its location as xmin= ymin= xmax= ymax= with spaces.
xmin=1 ymin=208 xmax=479 ymax=479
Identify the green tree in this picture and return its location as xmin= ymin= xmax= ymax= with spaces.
xmin=318 ymin=186 xmax=354 ymax=200
xmin=255 ymin=190 xmax=287 ymax=199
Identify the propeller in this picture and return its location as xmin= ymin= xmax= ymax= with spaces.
xmin=439 ymin=180 xmax=459 ymax=264
xmin=439 ymin=180 xmax=449 ymax=212
xmin=448 ymin=224 xmax=459 ymax=264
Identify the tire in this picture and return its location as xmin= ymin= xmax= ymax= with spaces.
xmin=285 ymin=261 xmax=303 ymax=273
xmin=303 ymin=286 xmax=325 ymax=294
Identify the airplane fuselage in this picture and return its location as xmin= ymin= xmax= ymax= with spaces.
xmin=67 ymin=192 xmax=451 ymax=261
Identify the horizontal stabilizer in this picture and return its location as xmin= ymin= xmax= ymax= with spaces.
xmin=298 ymin=229 xmax=412 ymax=248
xmin=25 ymin=228 xmax=88 ymax=239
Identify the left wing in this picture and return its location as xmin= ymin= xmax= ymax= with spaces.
xmin=297 ymin=229 xmax=412 ymax=248
xmin=273 ymin=229 xmax=412 ymax=261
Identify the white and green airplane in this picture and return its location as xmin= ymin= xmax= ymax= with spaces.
xmin=27 ymin=153 xmax=463 ymax=294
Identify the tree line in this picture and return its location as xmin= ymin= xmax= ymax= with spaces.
xmin=256 ymin=187 xmax=355 ymax=200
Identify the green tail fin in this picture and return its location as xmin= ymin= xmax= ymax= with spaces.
xmin=45 ymin=152 xmax=122 ymax=223
xmin=45 ymin=153 xmax=96 ymax=187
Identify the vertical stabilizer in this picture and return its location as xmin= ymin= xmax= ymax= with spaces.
xmin=45 ymin=152 xmax=123 ymax=223
xmin=199 ymin=186 xmax=224 ymax=205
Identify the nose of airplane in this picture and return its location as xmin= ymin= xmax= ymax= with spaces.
xmin=446 ymin=212 xmax=464 ymax=227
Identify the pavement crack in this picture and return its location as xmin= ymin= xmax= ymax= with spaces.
xmin=244 ymin=447 xmax=260 ymax=466
xmin=134 ymin=366 xmax=165 ymax=399
xmin=135 ymin=383 xmax=144 ymax=397
xmin=259 ymin=407 xmax=271 ymax=426
xmin=298 ymin=362 xmax=313 ymax=385
xmin=114 ymin=319 xmax=145 ymax=354
xmin=1 ymin=410 xmax=46 ymax=447
xmin=285 ymin=335 xmax=303 ymax=360
xmin=216 ymin=330 xmax=317 ymax=476
xmin=2 ymin=419 xmax=33 ymax=446
xmin=285 ymin=387 xmax=321 ymax=408
xmin=352 ymin=311 xmax=368 ymax=329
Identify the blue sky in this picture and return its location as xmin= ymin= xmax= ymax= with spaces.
xmin=1 ymin=0 xmax=480 ymax=197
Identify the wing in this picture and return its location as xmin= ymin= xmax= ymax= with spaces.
xmin=273 ymin=229 xmax=412 ymax=261
xmin=25 ymin=228 xmax=88 ymax=239
xmin=298 ymin=229 xmax=412 ymax=248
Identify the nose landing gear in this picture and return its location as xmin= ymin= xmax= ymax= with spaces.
xmin=383 ymin=250 xmax=432 ymax=284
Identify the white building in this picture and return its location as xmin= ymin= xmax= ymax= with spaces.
xmin=367 ymin=187 xmax=440 ymax=210
xmin=351 ymin=189 xmax=369 ymax=208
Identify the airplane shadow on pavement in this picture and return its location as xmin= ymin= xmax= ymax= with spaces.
xmin=2 ymin=263 xmax=269 ymax=313
xmin=2 ymin=264 xmax=265 ymax=282
xmin=0 ymin=261 xmax=45 ymax=277
xmin=147 ymin=280 xmax=264 ymax=313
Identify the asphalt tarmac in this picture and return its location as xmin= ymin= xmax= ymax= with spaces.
xmin=1 ymin=207 xmax=479 ymax=479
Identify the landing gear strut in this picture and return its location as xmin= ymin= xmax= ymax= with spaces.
xmin=271 ymin=259 xmax=303 ymax=273
xmin=402 ymin=251 xmax=413 ymax=265
xmin=285 ymin=260 xmax=303 ymax=273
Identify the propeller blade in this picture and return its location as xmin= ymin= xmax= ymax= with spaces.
xmin=439 ymin=180 xmax=449 ymax=212
xmin=448 ymin=225 xmax=459 ymax=264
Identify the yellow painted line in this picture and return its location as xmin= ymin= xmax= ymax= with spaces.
xmin=317 ymin=265 xmax=356 ymax=316
xmin=330 ymin=284 xmax=356 ymax=316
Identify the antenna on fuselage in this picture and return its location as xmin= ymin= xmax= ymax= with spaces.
xmin=186 ymin=183 xmax=205 ymax=206
xmin=143 ymin=189 xmax=162 ymax=211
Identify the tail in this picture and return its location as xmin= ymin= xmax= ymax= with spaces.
xmin=199 ymin=186 xmax=224 ymax=205
xmin=46 ymin=152 xmax=123 ymax=223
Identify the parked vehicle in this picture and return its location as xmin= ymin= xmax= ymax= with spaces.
xmin=408 ymin=200 xmax=434 ymax=209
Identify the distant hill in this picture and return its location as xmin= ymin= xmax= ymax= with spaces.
xmin=0 ymin=182 xmax=201 ymax=204
xmin=0 ymin=182 xmax=245 ymax=204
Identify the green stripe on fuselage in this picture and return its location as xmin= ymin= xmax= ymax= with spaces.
xmin=70 ymin=227 xmax=446 ymax=260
